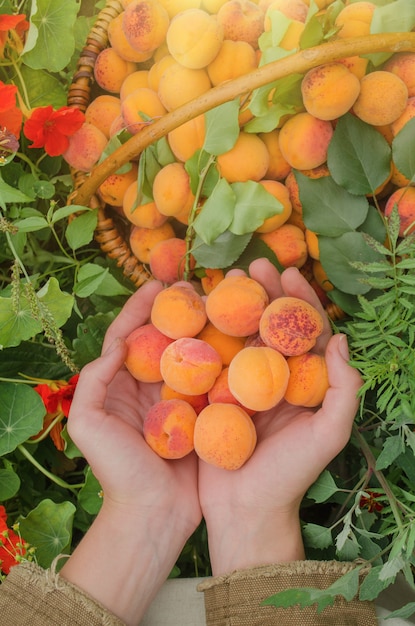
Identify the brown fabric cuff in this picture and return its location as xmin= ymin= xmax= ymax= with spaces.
xmin=198 ymin=560 xmax=378 ymax=625
xmin=0 ymin=560 xmax=125 ymax=626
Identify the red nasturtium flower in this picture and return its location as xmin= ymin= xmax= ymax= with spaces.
xmin=359 ymin=490 xmax=384 ymax=513
xmin=0 ymin=506 xmax=28 ymax=575
xmin=0 ymin=81 xmax=23 ymax=139
xmin=24 ymin=106 xmax=85 ymax=157
xmin=33 ymin=374 xmax=80 ymax=451
xmin=0 ymin=13 xmax=29 ymax=58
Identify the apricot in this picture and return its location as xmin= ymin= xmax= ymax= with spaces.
xmin=125 ymin=323 xmax=174 ymax=382
xmin=194 ymin=402 xmax=257 ymax=470
xmin=228 ymin=345 xmax=290 ymax=411
xmin=334 ymin=1 xmax=376 ymax=39
xmin=160 ymin=382 xmax=209 ymax=414
xmin=149 ymin=237 xmax=194 ymax=283
xmin=205 ymin=274 xmax=269 ymax=337
xmin=160 ymin=0 xmax=202 ymax=18
xmin=108 ymin=12 xmax=154 ymax=62
xmin=160 ymin=337 xmax=222 ymax=394
xmin=98 ymin=162 xmax=138 ymax=207
xmin=391 ymin=96 xmax=415 ymax=137
xmin=122 ymin=0 xmax=170 ymax=54
xmin=207 ymin=39 xmax=257 ymax=86
xmin=353 ymin=71 xmax=408 ymax=127
xmin=151 ymin=283 xmax=207 ymax=338
xmin=305 ymin=228 xmax=319 ymax=260
xmin=93 ymin=47 xmax=137 ymax=94
xmin=85 ymin=95 xmax=122 ymax=139
xmin=157 ymin=62 xmax=212 ymax=111
xmin=262 ymin=0 xmax=308 ymax=21
xmin=129 ymin=221 xmax=175 ymax=263
xmin=153 ymin=162 xmax=195 ymax=217
xmin=120 ymin=70 xmax=150 ymax=100
xmin=121 ymin=87 xmax=167 ymax=134
xmin=312 ymin=260 xmax=333 ymax=292
xmin=259 ymin=296 xmax=324 ymax=356
xmin=197 ymin=321 xmax=245 ymax=366
xmin=122 ymin=182 xmax=168 ymax=228
xmin=217 ymin=131 xmax=269 ymax=182
xmin=255 ymin=180 xmax=292 ymax=233
xmin=143 ymin=398 xmax=197 ymax=459
xmin=200 ymin=268 xmax=225 ymax=295
xmin=301 ymin=62 xmax=361 ymax=121
xmin=62 ymin=123 xmax=108 ymax=172
xmin=284 ymin=352 xmax=329 ymax=407
xmin=384 ymin=186 xmax=415 ymax=237
xmin=257 ymin=223 xmax=308 ymax=269
xmin=259 ymin=129 xmax=291 ymax=181
xmin=278 ymin=112 xmax=333 ymax=170
xmin=207 ymin=367 xmax=256 ymax=415
xmin=166 ymin=8 xmax=224 ymax=69
xmin=383 ymin=52 xmax=415 ymax=98
xmin=216 ymin=0 xmax=265 ymax=49
xmin=147 ymin=54 xmax=177 ymax=91
xmin=167 ymin=114 xmax=206 ymax=161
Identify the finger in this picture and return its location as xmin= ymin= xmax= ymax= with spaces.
xmin=102 ymin=280 xmax=163 ymax=352
xmin=312 ymin=334 xmax=362 ymax=460
xmin=248 ymin=258 xmax=284 ymax=300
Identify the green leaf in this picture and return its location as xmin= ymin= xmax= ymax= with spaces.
xmin=0 ymin=468 xmax=20 ymax=500
xmin=22 ymin=0 xmax=79 ymax=72
xmin=319 ymin=232 xmax=385 ymax=295
xmin=19 ymin=65 xmax=67 ymax=108
xmin=65 ymin=209 xmax=98 ymax=250
xmin=74 ymin=263 xmax=131 ymax=298
xmin=191 ymin=231 xmax=252 ymax=268
xmin=359 ymin=565 xmax=395 ymax=601
xmin=384 ymin=601 xmax=415 ymax=620
xmin=0 ymin=383 xmax=45 ymax=455
xmin=302 ymin=523 xmax=333 ymax=550
xmin=230 ymin=180 xmax=282 ymax=235
xmin=376 ymin=435 xmax=405 ymax=471
xmin=19 ymin=499 xmax=76 ymax=568
xmin=203 ymin=100 xmax=240 ymax=155
xmin=78 ymin=466 xmax=103 ymax=515
xmin=392 ymin=117 xmax=415 ymax=183
xmin=72 ymin=312 xmax=116 ymax=368
xmin=307 ymin=470 xmax=338 ymax=503
xmin=193 ymin=178 xmax=235 ymax=244
xmin=328 ymin=115 xmax=391 ymax=196
xmin=0 ymin=174 xmax=33 ymax=208
xmin=0 ymin=296 xmax=42 ymax=348
xmin=14 ymin=216 xmax=48 ymax=232
xmin=37 ymin=277 xmax=74 ymax=328
xmin=298 ymin=173 xmax=369 ymax=236
xmin=51 ymin=205 xmax=91 ymax=224
xmin=0 ymin=342 xmax=69 ymax=380
xmin=369 ymin=1 xmax=415 ymax=66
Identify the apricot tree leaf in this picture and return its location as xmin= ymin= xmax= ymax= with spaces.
xmin=328 ymin=115 xmax=391 ymax=196
xmin=392 ymin=117 xmax=415 ymax=183
xmin=203 ymin=100 xmax=240 ymax=155
xmin=230 ymin=181 xmax=282 ymax=235
xmin=192 ymin=231 xmax=252 ymax=268
xmin=0 ymin=383 xmax=45 ymax=455
xmin=193 ymin=178 xmax=235 ymax=244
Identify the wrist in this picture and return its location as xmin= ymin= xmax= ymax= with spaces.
xmin=205 ymin=506 xmax=305 ymax=576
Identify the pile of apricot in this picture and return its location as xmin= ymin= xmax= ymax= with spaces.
xmin=125 ymin=274 xmax=329 ymax=470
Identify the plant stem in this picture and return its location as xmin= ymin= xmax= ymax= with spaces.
xmin=17 ymin=444 xmax=84 ymax=494
xmin=72 ymin=32 xmax=415 ymax=207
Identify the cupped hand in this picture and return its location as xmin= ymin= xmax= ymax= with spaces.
xmin=199 ymin=258 xmax=362 ymax=574
xmin=68 ymin=279 xmax=202 ymax=533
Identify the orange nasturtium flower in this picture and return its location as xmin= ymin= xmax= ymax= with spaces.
xmin=0 ymin=506 xmax=29 ymax=576
xmin=24 ymin=105 xmax=85 ymax=157
xmin=33 ymin=374 xmax=80 ymax=451
xmin=0 ymin=13 xmax=29 ymax=58
xmin=0 ymin=81 xmax=23 ymax=139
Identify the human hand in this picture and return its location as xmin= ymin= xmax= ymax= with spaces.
xmin=61 ymin=280 xmax=202 ymax=625
xmin=199 ymin=258 xmax=362 ymax=575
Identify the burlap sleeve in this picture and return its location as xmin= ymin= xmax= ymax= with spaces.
xmin=0 ymin=560 xmax=125 ymax=626
xmin=197 ymin=560 xmax=378 ymax=626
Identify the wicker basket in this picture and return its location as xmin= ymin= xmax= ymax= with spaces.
xmin=67 ymin=1 xmax=415 ymax=299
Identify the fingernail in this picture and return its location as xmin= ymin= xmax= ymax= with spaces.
xmin=338 ymin=334 xmax=350 ymax=361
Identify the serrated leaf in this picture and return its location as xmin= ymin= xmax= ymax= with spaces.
xmin=307 ymin=470 xmax=338 ymax=503
xmin=203 ymin=100 xmax=240 ymax=155
xmin=328 ymin=115 xmax=391 ymax=196
xmin=191 ymin=231 xmax=252 ymax=268
xmin=0 ymin=383 xmax=45 ymax=455
xmin=193 ymin=178 xmax=235 ymax=244
xmin=379 ymin=555 xmax=406 ymax=581
xmin=22 ymin=0 xmax=79 ymax=72
xmin=19 ymin=499 xmax=76 ymax=568
xmin=298 ymin=173 xmax=369 ymax=236
xmin=302 ymin=523 xmax=333 ymax=549
xmin=230 ymin=181 xmax=282 ymax=235
xmin=384 ymin=601 xmax=415 ymax=620
xmin=376 ymin=435 xmax=405 ymax=471
xmin=359 ymin=565 xmax=395 ymax=601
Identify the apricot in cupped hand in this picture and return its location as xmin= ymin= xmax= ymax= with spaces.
xmin=151 ymin=283 xmax=207 ymax=338
xmin=194 ymin=402 xmax=257 ymax=470
xmin=259 ymin=296 xmax=324 ymax=356
xmin=284 ymin=352 xmax=329 ymax=407
xmin=143 ymin=399 xmax=197 ymax=459
xmin=125 ymin=323 xmax=174 ymax=382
